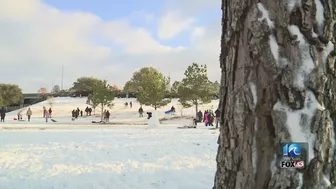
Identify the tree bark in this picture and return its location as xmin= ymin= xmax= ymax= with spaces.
xmin=214 ymin=0 xmax=336 ymax=188
xmin=195 ymin=99 xmax=199 ymax=117
xmin=101 ymin=104 xmax=104 ymax=122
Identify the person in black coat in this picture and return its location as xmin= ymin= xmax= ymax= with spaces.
xmin=0 ymin=107 xmax=5 ymax=122
xmin=85 ymin=106 xmax=89 ymax=116
xmin=88 ymin=107 xmax=92 ymax=116
xmin=203 ymin=110 xmax=208 ymax=122
xmin=76 ymin=108 xmax=80 ymax=118
xmin=105 ymin=110 xmax=110 ymax=121
xmin=197 ymin=110 xmax=203 ymax=122
xmin=215 ymin=109 xmax=221 ymax=128
xmin=71 ymin=110 xmax=76 ymax=120
xmin=138 ymin=107 xmax=144 ymax=117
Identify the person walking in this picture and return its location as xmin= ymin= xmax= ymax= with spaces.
xmin=26 ymin=108 xmax=32 ymax=122
xmin=45 ymin=111 xmax=49 ymax=122
xmin=85 ymin=106 xmax=89 ymax=116
xmin=138 ymin=106 xmax=144 ymax=117
xmin=43 ymin=106 xmax=47 ymax=117
xmin=0 ymin=107 xmax=6 ymax=122
xmin=105 ymin=110 xmax=110 ymax=122
xmin=48 ymin=108 xmax=52 ymax=118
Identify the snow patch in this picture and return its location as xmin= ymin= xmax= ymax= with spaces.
xmin=256 ymin=4 xmax=280 ymax=65
xmin=273 ymin=90 xmax=323 ymax=161
xmin=288 ymin=25 xmax=315 ymax=88
xmin=252 ymin=136 xmax=257 ymax=174
xmin=287 ymin=0 xmax=301 ymax=12
xmin=311 ymin=29 xmax=318 ymax=38
xmin=323 ymin=41 xmax=334 ymax=63
xmin=279 ymin=58 xmax=289 ymax=68
xmin=252 ymin=118 xmax=258 ymax=174
xmin=314 ymin=0 xmax=325 ymax=34
xmin=297 ymin=173 xmax=303 ymax=189
xmin=269 ymin=35 xmax=279 ymax=64
xmin=148 ymin=111 xmax=161 ymax=128
xmin=323 ymin=175 xmax=331 ymax=187
xmin=249 ymin=82 xmax=257 ymax=106
xmin=257 ymin=3 xmax=274 ymax=29
xmin=325 ymin=119 xmax=335 ymax=184
xmin=270 ymin=154 xmax=277 ymax=176
xmin=331 ymin=120 xmax=335 ymax=157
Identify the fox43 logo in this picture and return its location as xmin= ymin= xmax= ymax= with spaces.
xmin=280 ymin=143 xmax=305 ymax=169
xmin=281 ymin=159 xmax=304 ymax=168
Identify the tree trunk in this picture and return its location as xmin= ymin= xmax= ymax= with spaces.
xmin=214 ymin=0 xmax=335 ymax=189
xmin=195 ymin=99 xmax=199 ymax=117
xmin=101 ymin=104 xmax=104 ymax=122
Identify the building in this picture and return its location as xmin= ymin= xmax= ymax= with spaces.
xmin=22 ymin=93 xmax=43 ymax=105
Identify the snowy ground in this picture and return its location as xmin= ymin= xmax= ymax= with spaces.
xmin=0 ymin=128 xmax=218 ymax=189
xmin=0 ymin=97 xmax=219 ymax=188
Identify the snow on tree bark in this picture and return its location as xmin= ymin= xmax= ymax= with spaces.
xmin=214 ymin=0 xmax=335 ymax=189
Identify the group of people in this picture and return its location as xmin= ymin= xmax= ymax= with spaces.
xmin=42 ymin=106 xmax=53 ymax=122
xmin=43 ymin=106 xmax=52 ymax=118
xmin=71 ymin=107 xmax=109 ymax=122
xmin=72 ymin=108 xmax=83 ymax=120
xmin=195 ymin=109 xmax=221 ymax=127
xmin=71 ymin=106 xmax=95 ymax=121
xmin=85 ymin=106 xmax=93 ymax=116
xmin=0 ymin=106 xmax=48 ymax=122
xmin=16 ymin=108 xmax=33 ymax=121
xmin=125 ymin=101 xmax=133 ymax=108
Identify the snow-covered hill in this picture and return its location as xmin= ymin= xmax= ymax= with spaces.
xmin=0 ymin=97 xmax=219 ymax=188
xmin=3 ymin=97 xmax=219 ymax=126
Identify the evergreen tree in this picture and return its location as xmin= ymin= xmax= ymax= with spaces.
xmin=91 ymin=80 xmax=115 ymax=121
xmin=178 ymin=63 xmax=212 ymax=115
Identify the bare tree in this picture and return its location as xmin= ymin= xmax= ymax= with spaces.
xmin=214 ymin=0 xmax=335 ymax=189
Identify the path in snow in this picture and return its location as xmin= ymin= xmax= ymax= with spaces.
xmin=0 ymin=128 xmax=218 ymax=189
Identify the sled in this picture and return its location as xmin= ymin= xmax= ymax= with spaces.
xmin=177 ymin=125 xmax=196 ymax=129
xmin=164 ymin=110 xmax=173 ymax=114
xmin=208 ymin=128 xmax=217 ymax=130
xmin=92 ymin=121 xmax=106 ymax=124
xmin=51 ymin=119 xmax=57 ymax=122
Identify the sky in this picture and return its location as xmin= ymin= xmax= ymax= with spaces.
xmin=0 ymin=0 xmax=221 ymax=93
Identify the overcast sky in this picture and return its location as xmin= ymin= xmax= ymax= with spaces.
xmin=0 ymin=0 xmax=221 ymax=93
